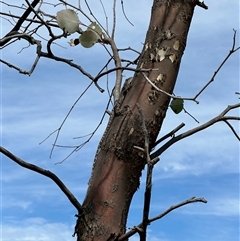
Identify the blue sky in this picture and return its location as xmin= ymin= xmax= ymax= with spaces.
xmin=1 ymin=1 xmax=239 ymax=241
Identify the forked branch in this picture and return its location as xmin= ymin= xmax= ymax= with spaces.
xmin=151 ymin=103 xmax=240 ymax=159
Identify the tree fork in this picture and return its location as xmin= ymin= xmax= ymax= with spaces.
xmin=77 ymin=1 xmax=200 ymax=240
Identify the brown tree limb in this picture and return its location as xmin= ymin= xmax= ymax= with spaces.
xmin=135 ymin=103 xmax=160 ymax=241
xmin=0 ymin=0 xmax=41 ymax=46
xmin=135 ymin=103 xmax=152 ymax=241
xmin=150 ymin=103 xmax=240 ymax=159
xmin=149 ymin=196 xmax=207 ymax=222
xmin=25 ymin=0 xmax=55 ymax=38
xmin=153 ymin=123 xmax=185 ymax=148
xmin=118 ymin=196 xmax=207 ymax=240
xmin=196 ymin=1 xmax=208 ymax=9
xmin=0 ymin=145 xmax=83 ymax=214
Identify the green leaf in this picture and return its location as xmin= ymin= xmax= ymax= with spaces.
xmin=56 ymin=9 xmax=80 ymax=34
xmin=79 ymin=30 xmax=99 ymax=48
xmin=87 ymin=22 xmax=102 ymax=36
xmin=170 ymin=98 xmax=184 ymax=114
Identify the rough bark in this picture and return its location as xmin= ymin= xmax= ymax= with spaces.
xmin=77 ymin=1 xmax=197 ymax=240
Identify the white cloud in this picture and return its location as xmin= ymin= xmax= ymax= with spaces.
xmin=183 ymin=197 xmax=240 ymax=217
xmin=2 ymin=198 xmax=32 ymax=210
xmin=2 ymin=218 xmax=74 ymax=241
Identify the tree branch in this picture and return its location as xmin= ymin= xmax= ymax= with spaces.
xmin=149 ymin=196 xmax=207 ymax=223
xmin=196 ymin=1 xmax=208 ymax=9
xmin=118 ymin=196 xmax=207 ymax=240
xmin=150 ymin=103 xmax=240 ymax=159
xmin=142 ymin=72 xmax=200 ymax=104
xmin=193 ymin=29 xmax=240 ymax=100
xmin=0 ymin=0 xmax=41 ymax=46
xmin=153 ymin=123 xmax=185 ymax=148
xmin=94 ymin=67 xmax=158 ymax=83
xmin=0 ymin=145 xmax=83 ymax=214
xmin=135 ymin=103 xmax=160 ymax=241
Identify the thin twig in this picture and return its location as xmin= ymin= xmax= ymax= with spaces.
xmin=0 ymin=11 xmax=58 ymax=29
xmin=142 ymin=72 xmax=199 ymax=104
xmin=99 ymin=0 xmax=109 ymax=34
xmin=120 ymin=0 xmax=134 ymax=26
xmin=83 ymin=0 xmax=109 ymax=36
xmin=94 ymin=67 xmax=158 ymax=84
xmin=111 ymin=0 xmax=117 ymax=39
xmin=153 ymin=123 xmax=185 ymax=148
xmin=51 ymin=92 xmax=113 ymax=164
xmin=223 ymin=120 xmax=240 ymax=141
xmin=25 ymin=0 xmax=54 ymax=37
xmin=183 ymin=107 xmax=200 ymax=123
xmin=40 ymin=82 xmax=93 ymax=158
xmin=193 ymin=29 xmax=240 ymax=100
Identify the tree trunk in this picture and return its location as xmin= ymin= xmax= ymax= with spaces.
xmin=77 ymin=1 xmax=197 ymax=240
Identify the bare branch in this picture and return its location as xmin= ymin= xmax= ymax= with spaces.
xmin=0 ymin=11 xmax=59 ymax=28
xmin=120 ymin=0 xmax=134 ymax=26
xmin=196 ymin=1 xmax=208 ymax=9
xmin=142 ymin=73 xmax=200 ymax=104
xmin=83 ymin=0 xmax=108 ymax=35
xmin=94 ymin=67 xmax=158 ymax=83
xmin=135 ymin=103 xmax=160 ymax=241
xmin=118 ymin=196 xmax=207 ymax=241
xmin=153 ymin=123 xmax=185 ymax=148
xmin=193 ymin=29 xmax=240 ymax=100
xmin=149 ymin=196 xmax=207 ymax=223
xmin=0 ymin=145 xmax=83 ymax=214
xmin=0 ymin=33 xmax=41 ymax=74
xmin=107 ymin=36 xmax=123 ymax=104
xmin=39 ymin=82 xmax=93 ymax=158
xmin=38 ymin=47 xmax=104 ymax=92
xmin=25 ymin=0 xmax=54 ymax=38
xmin=151 ymin=103 xmax=240 ymax=159
xmin=223 ymin=120 xmax=240 ymax=141
xmin=99 ymin=0 xmax=109 ymax=34
xmin=0 ymin=56 xmax=39 ymax=75
xmin=183 ymin=107 xmax=200 ymax=123
xmin=0 ymin=0 xmax=41 ymax=46
xmin=111 ymin=0 xmax=117 ymax=39
xmin=40 ymin=87 xmax=113 ymax=164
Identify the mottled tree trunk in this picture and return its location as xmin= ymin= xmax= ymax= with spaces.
xmin=77 ymin=1 xmax=197 ymax=240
